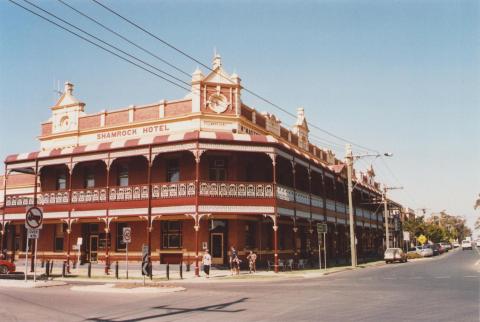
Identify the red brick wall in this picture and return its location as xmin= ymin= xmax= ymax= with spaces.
xmin=41 ymin=123 xmax=52 ymax=136
xmin=164 ymin=100 xmax=191 ymax=117
xmin=105 ymin=110 xmax=129 ymax=126
xmin=79 ymin=115 xmax=101 ymax=130
xmin=134 ymin=106 xmax=158 ymax=122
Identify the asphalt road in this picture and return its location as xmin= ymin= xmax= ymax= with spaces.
xmin=1 ymin=248 xmax=478 ymax=322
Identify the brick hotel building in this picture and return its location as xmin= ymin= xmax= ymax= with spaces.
xmin=0 ymin=55 xmax=404 ymax=273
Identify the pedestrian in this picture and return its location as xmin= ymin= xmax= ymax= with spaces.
xmin=202 ymin=249 xmax=211 ymax=278
xmin=229 ymin=246 xmax=237 ymax=275
xmin=247 ymin=250 xmax=257 ymax=273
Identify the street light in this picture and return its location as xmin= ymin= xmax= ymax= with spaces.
xmin=345 ymin=144 xmax=392 ymax=268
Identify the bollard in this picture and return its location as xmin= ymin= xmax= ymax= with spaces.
xmin=50 ymin=260 xmax=54 ymax=274
xmin=115 ymin=261 xmax=119 ymax=279
xmin=45 ymin=261 xmax=50 ymax=278
xmin=62 ymin=261 xmax=66 ymax=277
xmin=87 ymin=262 xmax=92 ymax=278
xmin=41 ymin=260 xmax=45 ymax=268
xmin=166 ymin=263 xmax=170 ymax=280
xmin=149 ymin=262 xmax=153 ymax=280
xmin=186 ymin=263 xmax=190 ymax=272
xmin=180 ymin=263 xmax=183 ymax=279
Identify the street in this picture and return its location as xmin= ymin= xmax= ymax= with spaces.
xmin=0 ymin=248 xmax=478 ymax=322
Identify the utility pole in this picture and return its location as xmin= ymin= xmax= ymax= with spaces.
xmin=383 ymin=186 xmax=403 ymax=249
xmin=346 ymin=144 xmax=356 ymax=267
xmin=345 ymin=145 xmax=393 ymax=268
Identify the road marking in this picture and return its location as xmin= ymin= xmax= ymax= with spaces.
xmin=463 ymin=276 xmax=480 ymax=278
xmin=383 ymin=277 xmax=396 ymax=280
xmin=434 ymin=276 xmax=450 ymax=279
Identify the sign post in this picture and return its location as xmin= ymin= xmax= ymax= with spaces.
xmin=25 ymin=207 xmax=43 ymax=283
xmin=76 ymin=237 xmax=83 ymax=272
xmin=123 ymin=227 xmax=131 ymax=279
xmin=317 ymin=223 xmax=327 ymax=270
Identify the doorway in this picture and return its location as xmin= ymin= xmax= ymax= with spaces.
xmin=89 ymin=235 xmax=98 ymax=262
xmin=211 ymin=233 xmax=224 ymax=265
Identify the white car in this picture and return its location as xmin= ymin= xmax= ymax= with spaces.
xmin=452 ymin=241 xmax=460 ymax=248
xmin=462 ymin=240 xmax=472 ymax=250
xmin=416 ymin=246 xmax=433 ymax=257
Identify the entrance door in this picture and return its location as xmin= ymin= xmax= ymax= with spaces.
xmin=89 ymin=235 xmax=98 ymax=262
xmin=211 ymin=233 xmax=224 ymax=265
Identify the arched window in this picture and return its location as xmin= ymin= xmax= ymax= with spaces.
xmin=56 ymin=172 xmax=67 ymax=190
xmin=118 ymin=165 xmax=129 ymax=187
xmin=84 ymin=168 xmax=95 ymax=188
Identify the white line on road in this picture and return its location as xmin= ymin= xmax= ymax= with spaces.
xmin=434 ymin=276 xmax=450 ymax=279
xmin=463 ymin=276 xmax=480 ymax=278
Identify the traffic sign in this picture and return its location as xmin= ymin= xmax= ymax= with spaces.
xmin=417 ymin=234 xmax=427 ymax=245
xmin=25 ymin=207 xmax=43 ymax=229
xmin=123 ymin=227 xmax=132 ymax=244
xmin=317 ymin=223 xmax=327 ymax=235
xmin=27 ymin=228 xmax=40 ymax=239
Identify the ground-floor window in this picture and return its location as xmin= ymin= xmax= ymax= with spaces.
xmin=54 ymin=223 xmax=65 ymax=252
xmin=162 ymin=221 xmax=182 ymax=249
xmin=244 ymin=221 xmax=256 ymax=250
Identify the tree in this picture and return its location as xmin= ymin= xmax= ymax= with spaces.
xmin=403 ymin=216 xmax=426 ymax=239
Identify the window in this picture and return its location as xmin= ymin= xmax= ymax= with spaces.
xmin=166 ymin=159 xmax=180 ymax=182
xmin=162 ymin=221 xmax=182 ymax=249
xmin=245 ymin=222 xmax=256 ymax=249
xmin=209 ymin=158 xmax=227 ymax=181
xmin=56 ymin=172 xmax=67 ymax=190
xmin=245 ymin=162 xmax=255 ymax=182
xmin=116 ymin=222 xmax=128 ymax=251
xmin=84 ymin=168 xmax=95 ymax=188
xmin=118 ymin=164 xmax=129 ymax=186
xmin=54 ymin=223 xmax=65 ymax=252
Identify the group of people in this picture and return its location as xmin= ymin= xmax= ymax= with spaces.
xmin=201 ymin=246 xmax=257 ymax=278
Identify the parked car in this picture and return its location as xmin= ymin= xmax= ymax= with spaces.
xmin=431 ymin=244 xmax=441 ymax=256
xmin=440 ymin=242 xmax=452 ymax=251
xmin=452 ymin=241 xmax=460 ymax=248
xmin=476 ymin=239 xmax=480 ymax=247
xmin=462 ymin=240 xmax=473 ymax=250
xmin=0 ymin=260 xmax=16 ymax=274
xmin=384 ymin=248 xmax=407 ymax=263
xmin=416 ymin=245 xmax=433 ymax=257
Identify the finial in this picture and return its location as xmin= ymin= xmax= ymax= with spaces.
xmin=64 ymin=81 xmax=73 ymax=95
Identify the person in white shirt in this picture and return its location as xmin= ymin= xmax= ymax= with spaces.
xmin=202 ymin=249 xmax=212 ymax=277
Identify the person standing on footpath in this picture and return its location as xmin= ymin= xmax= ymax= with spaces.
xmin=247 ymin=250 xmax=257 ymax=273
xmin=202 ymin=249 xmax=212 ymax=278
xmin=229 ymin=246 xmax=237 ymax=275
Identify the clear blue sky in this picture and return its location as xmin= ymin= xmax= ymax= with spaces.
xmin=1 ymin=0 xmax=479 ymax=232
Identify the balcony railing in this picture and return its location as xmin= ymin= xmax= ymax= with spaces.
xmin=199 ymin=181 xmax=274 ymax=198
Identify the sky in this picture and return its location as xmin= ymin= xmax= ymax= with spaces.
xmin=0 ymin=0 xmax=479 ymax=232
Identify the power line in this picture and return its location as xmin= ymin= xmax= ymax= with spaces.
xmin=8 ymin=0 xmax=192 ymax=93
xmin=56 ymin=0 xmax=191 ymax=78
xmin=91 ymin=0 xmax=379 ymax=154
xmin=21 ymin=0 xmax=191 ymax=89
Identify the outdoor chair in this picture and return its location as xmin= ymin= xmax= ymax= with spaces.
xmin=285 ymin=258 xmax=294 ymax=271
xmin=278 ymin=259 xmax=286 ymax=271
xmin=267 ymin=260 xmax=275 ymax=271
xmin=297 ymin=259 xmax=306 ymax=269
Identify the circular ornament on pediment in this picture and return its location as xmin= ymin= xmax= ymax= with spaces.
xmin=207 ymin=94 xmax=230 ymax=114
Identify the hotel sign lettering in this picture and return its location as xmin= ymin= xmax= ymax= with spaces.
xmin=96 ymin=124 xmax=169 ymax=140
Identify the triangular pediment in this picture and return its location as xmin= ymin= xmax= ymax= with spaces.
xmin=203 ymin=66 xmax=235 ymax=85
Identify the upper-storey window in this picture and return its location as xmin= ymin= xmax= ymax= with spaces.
xmin=56 ymin=172 xmax=67 ymax=190
xmin=84 ymin=168 xmax=95 ymax=188
xmin=166 ymin=159 xmax=180 ymax=182
xmin=118 ymin=165 xmax=129 ymax=187
xmin=209 ymin=158 xmax=227 ymax=181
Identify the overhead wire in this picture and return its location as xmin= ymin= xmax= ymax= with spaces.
xmin=90 ymin=0 xmax=380 ymax=154
xmin=21 ymin=0 xmax=191 ymax=89
xmin=56 ymin=0 xmax=191 ymax=78
xmin=8 ymin=0 xmax=192 ymax=93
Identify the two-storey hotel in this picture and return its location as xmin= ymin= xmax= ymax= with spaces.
xmin=1 ymin=55 xmax=403 ymax=274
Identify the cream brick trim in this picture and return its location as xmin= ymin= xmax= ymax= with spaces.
xmin=198 ymin=205 xmax=274 ymax=213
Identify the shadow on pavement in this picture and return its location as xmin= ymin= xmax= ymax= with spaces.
xmin=86 ymin=297 xmax=249 ymax=321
